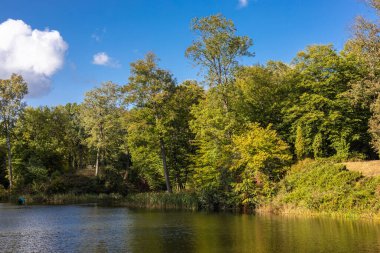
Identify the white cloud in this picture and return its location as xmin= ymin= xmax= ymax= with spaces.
xmin=0 ymin=19 xmax=68 ymax=97
xmin=239 ymin=0 xmax=249 ymax=7
xmin=92 ymin=52 xmax=120 ymax=67
xmin=92 ymin=52 xmax=110 ymax=65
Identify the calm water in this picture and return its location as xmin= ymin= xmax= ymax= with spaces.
xmin=0 ymin=204 xmax=380 ymax=253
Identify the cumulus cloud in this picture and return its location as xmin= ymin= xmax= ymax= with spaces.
xmin=92 ymin=52 xmax=120 ymax=67
xmin=239 ymin=0 xmax=249 ymax=7
xmin=0 ymin=19 xmax=68 ymax=97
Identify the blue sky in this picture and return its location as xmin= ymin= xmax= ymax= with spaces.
xmin=0 ymin=0 xmax=376 ymax=106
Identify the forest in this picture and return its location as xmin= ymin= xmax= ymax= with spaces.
xmin=0 ymin=1 xmax=379 ymax=213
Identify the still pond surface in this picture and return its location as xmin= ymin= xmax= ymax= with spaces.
xmin=0 ymin=203 xmax=380 ymax=253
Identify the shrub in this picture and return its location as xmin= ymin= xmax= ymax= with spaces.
xmin=274 ymin=159 xmax=380 ymax=213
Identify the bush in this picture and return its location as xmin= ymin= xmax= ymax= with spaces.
xmin=0 ymin=185 xmax=8 ymax=201
xmin=273 ymin=159 xmax=380 ymax=213
xmin=98 ymin=166 xmax=128 ymax=195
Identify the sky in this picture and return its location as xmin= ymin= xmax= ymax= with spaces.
xmin=0 ymin=0 xmax=377 ymax=107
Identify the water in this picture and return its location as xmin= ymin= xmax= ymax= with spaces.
xmin=0 ymin=204 xmax=379 ymax=253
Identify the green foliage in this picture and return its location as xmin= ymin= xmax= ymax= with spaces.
xmin=125 ymin=53 xmax=177 ymax=192
xmin=295 ymin=125 xmax=305 ymax=160
xmin=1 ymin=11 xmax=380 ymax=217
xmin=81 ymin=82 xmax=124 ymax=176
xmin=126 ymin=192 xmax=199 ymax=210
xmin=312 ymin=133 xmax=324 ymax=158
xmin=343 ymin=4 xmax=380 ymax=156
xmin=234 ymin=63 xmax=293 ymax=129
xmin=232 ymin=123 xmax=292 ymax=206
xmin=283 ymin=45 xmax=370 ymax=159
xmin=98 ymin=166 xmax=128 ymax=194
xmin=165 ymin=81 xmax=204 ymax=189
xmin=190 ymin=88 xmax=242 ymax=194
xmin=275 ymin=159 xmax=380 ymax=212
xmin=369 ymin=95 xmax=380 ymax=153
xmin=0 ymin=74 xmax=28 ymax=188
xmin=186 ymin=14 xmax=253 ymax=88
xmin=0 ymin=185 xmax=7 ymax=201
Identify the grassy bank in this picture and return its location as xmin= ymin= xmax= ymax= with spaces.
xmin=0 ymin=191 xmax=201 ymax=210
xmin=2 ymin=159 xmax=380 ymax=220
xmin=0 ymin=193 xmax=121 ymax=205
xmin=258 ymin=159 xmax=380 ymax=219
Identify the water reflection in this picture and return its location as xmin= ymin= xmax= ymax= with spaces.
xmin=0 ymin=203 xmax=379 ymax=253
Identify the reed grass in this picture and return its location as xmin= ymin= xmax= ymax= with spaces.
xmin=124 ymin=192 xmax=200 ymax=211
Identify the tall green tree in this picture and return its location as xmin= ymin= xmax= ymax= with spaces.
xmin=234 ymin=62 xmax=295 ymax=129
xmin=124 ymin=53 xmax=176 ymax=192
xmin=344 ymin=1 xmax=380 ymax=154
xmin=14 ymin=106 xmax=68 ymax=174
xmin=0 ymin=74 xmax=28 ymax=189
xmin=165 ymin=81 xmax=203 ymax=189
xmin=187 ymin=14 xmax=254 ymax=200
xmin=186 ymin=14 xmax=253 ymax=109
xmin=283 ymin=45 xmax=369 ymax=159
xmin=81 ymin=82 xmax=123 ymax=176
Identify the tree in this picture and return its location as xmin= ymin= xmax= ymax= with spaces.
xmin=165 ymin=81 xmax=204 ymax=189
xmin=234 ymin=62 xmax=294 ymax=129
xmin=0 ymin=74 xmax=28 ymax=189
xmin=60 ymin=103 xmax=87 ymax=171
xmin=80 ymin=82 xmax=123 ymax=176
xmin=186 ymin=14 xmax=253 ymax=109
xmin=312 ymin=132 xmax=324 ymax=158
xmin=124 ymin=53 xmax=176 ymax=192
xmin=369 ymin=0 xmax=380 ymax=12
xmin=186 ymin=14 xmax=254 ymax=203
xmin=342 ymin=1 xmax=380 ymax=155
xmin=232 ymin=123 xmax=291 ymax=206
xmin=295 ymin=125 xmax=305 ymax=160
xmin=283 ymin=45 xmax=370 ymax=159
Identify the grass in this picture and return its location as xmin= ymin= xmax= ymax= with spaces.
xmin=3 ymin=158 xmax=380 ymax=220
xmin=343 ymin=160 xmax=380 ymax=177
xmin=0 ymin=191 xmax=200 ymax=211
xmin=124 ymin=192 xmax=200 ymax=210
xmin=6 ymin=193 xmax=122 ymax=205
xmin=261 ymin=159 xmax=380 ymax=219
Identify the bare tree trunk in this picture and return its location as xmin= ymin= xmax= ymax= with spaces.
xmin=95 ymin=147 xmax=100 ymax=176
xmin=160 ymin=138 xmax=172 ymax=193
xmin=5 ymin=129 xmax=12 ymax=189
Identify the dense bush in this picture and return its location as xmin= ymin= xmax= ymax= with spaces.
xmin=272 ymin=159 xmax=380 ymax=213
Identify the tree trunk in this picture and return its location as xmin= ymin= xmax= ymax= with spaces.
xmin=5 ymin=129 xmax=12 ymax=189
xmin=95 ymin=147 xmax=100 ymax=176
xmin=160 ymin=138 xmax=172 ymax=193
xmin=123 ymin=152 xmax=130 ymax=181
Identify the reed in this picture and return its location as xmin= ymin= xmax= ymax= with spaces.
xmin=124 ymin=192 xmax=200 ymax=211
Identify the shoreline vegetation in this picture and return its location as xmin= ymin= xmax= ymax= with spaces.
xmin=1 ymin=2 xmax=380 ymax=223
xmin=2 ymin=159 xmax=380 ymax=221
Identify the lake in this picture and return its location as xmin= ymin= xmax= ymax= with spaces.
xmin=0 ymin=203 xmax=379 ymax=253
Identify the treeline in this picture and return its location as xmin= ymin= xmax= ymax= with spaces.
xmin=0 ymin=1 xmax=379 ymax=208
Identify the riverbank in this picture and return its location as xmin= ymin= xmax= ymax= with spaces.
xmin=2 ymin=159 xmax=380 ymax=221
xmin=256 ymin=159 xmax=380 ymax=220
xmin=0 ymin=192 xmax=201 ymax=211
